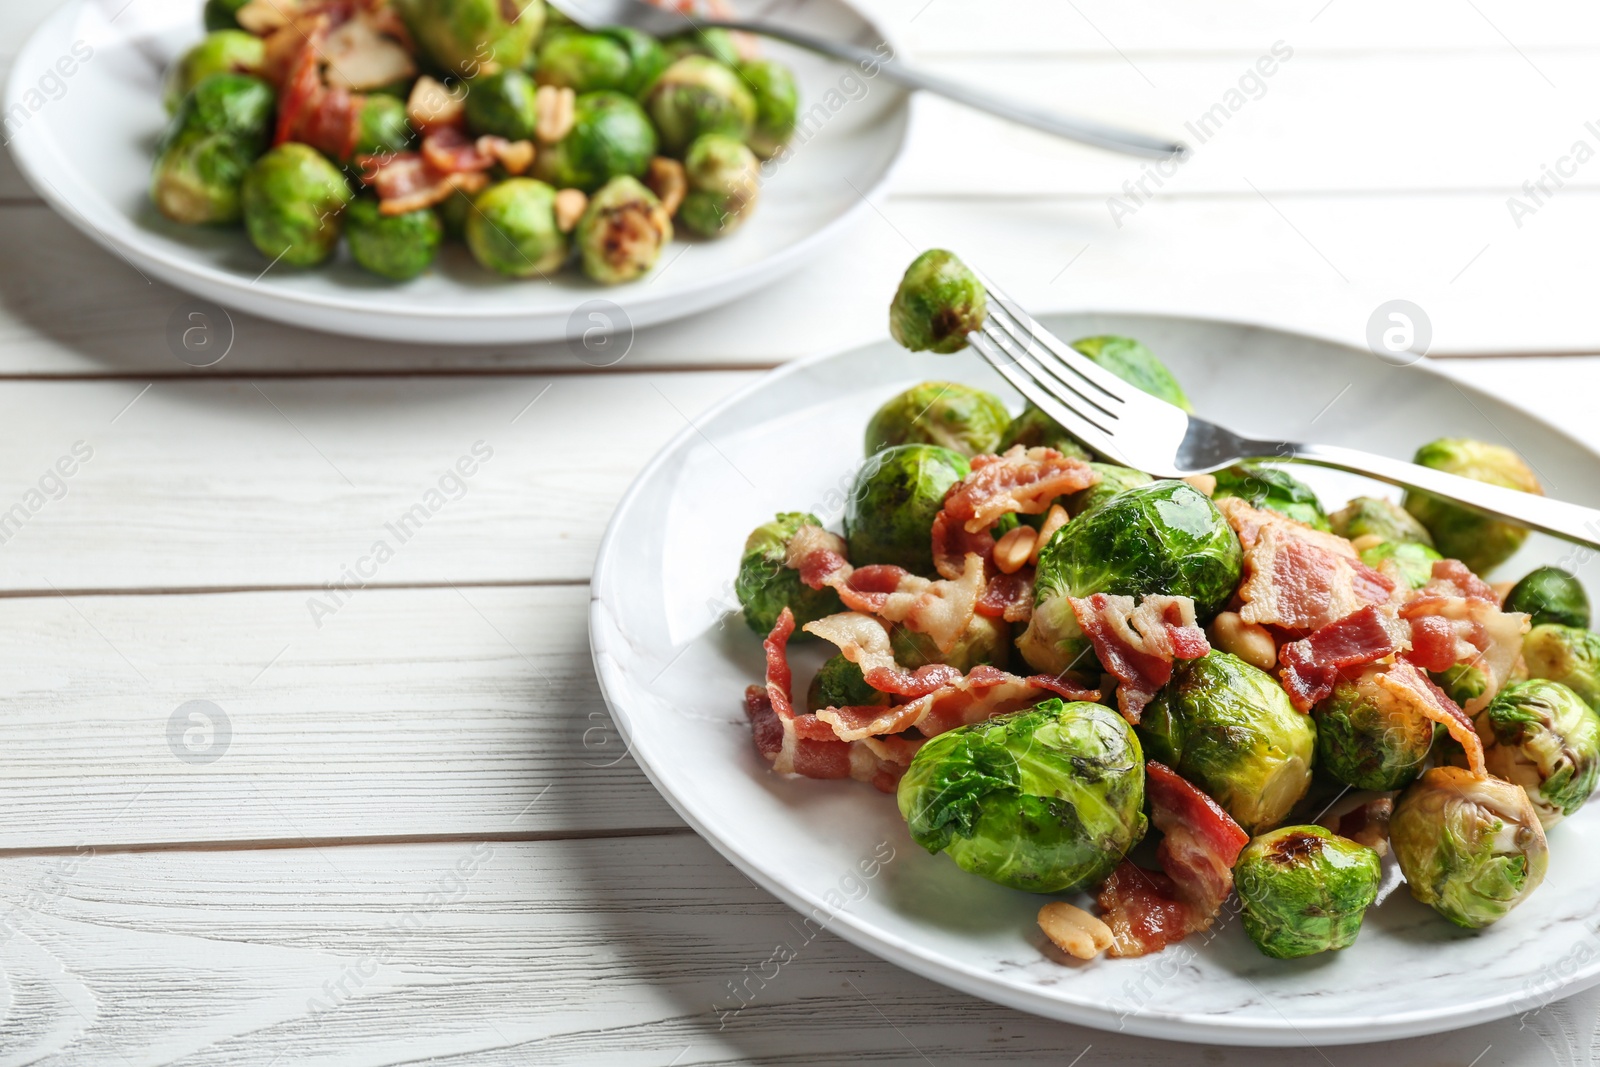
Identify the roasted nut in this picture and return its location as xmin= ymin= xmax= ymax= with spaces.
xmin=645 ymin=156 xmax=687 ymax=217
xmin=1038 ymin=902 xmax=1114 ymax=961
xmin=494 ymin=139 xmax=536 ymax=176
xmin=1349 ymin=533 xmax=1384 ymax=554
xmin=1183 ymin=473 xmax=1218 ymax=497
xmin=1210 ymin=610 xmax=1277 ymax=671
xmin=535 ymin=84 xmax=577 ymax=145
xmin=408 ymin=75 xmax=466 ymax=132
xmin=1031 ymin=504 xmax=1069 ymax=565
xmin=553 ymin=188 xmax=588 ymax=233
xmin=994 ymin=525 xmax=1038 ymax=575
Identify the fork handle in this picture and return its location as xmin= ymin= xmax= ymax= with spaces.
xmin=699 ymin=19 xmax=1183 ymax=160
xmin=1275 ymin=442 xmax=1600 ymax=552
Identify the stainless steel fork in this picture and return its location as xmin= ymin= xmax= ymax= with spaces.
xmin=965 ymin=269 xmax=1600 ymax=550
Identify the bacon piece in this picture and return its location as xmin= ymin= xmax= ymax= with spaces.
xmin=1373 ymin=660 xmax=1485 ymax=776
xmin=1424 ymin=559 xmax=1500 ymax=603
xmin=815 ymin=664 xmax=1092 ymax=743
xmin=743 ymin=686 xmax=908 ymax=793
xmin=1277 ymin=604 xmax=1411 ymax=711
xmin=1069 ymin=594 xmax=1210 ymax=723
xmin=1406 ymin=614 xmax=1459 ymax=673
xmin=275 ymin=21 xmax=328 ymax=147
xmin=763 ymin=607 xmax=797 ymax=719
xmin=943 ymin=447 xmax=1101 ymax=535
xmin=784 ymin=525 xmax=849 ymax=590
xmin=1098 ymin=863 xmax=1190 ymax=959
xmin=976 ymin=572 xmax=1034 ymax=623
xmin=1397 ymin=596 xmax=1530 ymax=714
xmin=360 ymin=152 xmax=490 ymax=215
xmin=931 ymin=509 xmax=999 ymax=581
xmin=826 ymin=554 xmax=985 ymax=656
xmin=802 ymin=613 xmax=961 ymax=698
xmin=422 ymin=126 xmax=497 ymax=173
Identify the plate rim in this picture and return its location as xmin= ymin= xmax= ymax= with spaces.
xmin=588 ymin=313 xmax=1600 ymax=1046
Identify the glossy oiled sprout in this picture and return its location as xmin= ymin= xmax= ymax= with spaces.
xmin=734 ymin=512 xmax=844 ymax=635
xmin=644 ymin=55 xmax=756 ymax=157
xmin=1063 ymin=463 xmax=1154 ymax=518
xmin=464 ymin=69 xmax=539 ymax=141
xmin=163 ymin=30 xmax=263 ymax=114
xmin=863 ymin=381 xmax=1011 ymax=458
xmin=393 ymin=0 xmax=546 ymax=79
xmin=152 ymin=73 xmax=276 ymax=225
xmin=1403 ymin=438 xmax=1542 ymax=575
xmin=888 ymin=250 xmax=987 ymax=354
xmin=464 ymin=178 xmax=568 ymax=278
xmin=898 ymin=699 xmax=1147 ymax=893
xmin=739 ymin=58 xmax=799 ymax=159
xmin=534 ymin=91 xmax=659 ymax=192
xmin=345 ymin=199 xmax=443 ymax=281
xmin=843 ymin=444 xmax=970 ymax=576
xmin=1523 ymin=624 xmax=1600 ymax=710
xmin=1209 ymin=463 xmax=1329 ymax=531
xmin=536 ymin=29 xmax=667 ymax=96
xmin=1476 ymin=678 xmax=1600 ymax=828
xmin=1234 ymin=825 xmax=1381 ymax=959
xmin=574 ymin=176 xmax=672 ymax=284
xmin=1329 ymin=496 xmax=1434 ymax=548
xmin=1313 ymin=665 xmax=1433 ymax=791
xmin=241 ymin=144 xmax=354 ymax=268
xmin=351 ymin=95 xmax=415 ymax=159
xmin=1504 ymin=567 xmax=1590 ymax=630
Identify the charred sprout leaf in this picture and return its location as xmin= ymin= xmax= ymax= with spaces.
xmin=1070 ymin=335 xmax=1192 ymax=413
xmin=1137 ymin=652 xmax=1315 ymax=834
xmin=844 ymin=444 xmax=969 ymax=577
xmin=997 ymin=403 xmax=1092 ymax=462
xmin=1210 ymin=463 xmax=1329 ymax=531
xmin=739 ymin=58 xmax=799 ymax=159
xmin=1478 ymin=678 xmax=1600 ymax=827
xmin=393 ymin=0 xmax=545 ymax=79
xmin=1360 ymin=540 xmax=1444 ymax=591
xmin=676 ymin=133 xmax=760 ymax=238
xmin=345 ymin=198 xmax=443 ymax=280
xmin=735 ymin=511 xmax=844 ymax=635
xmin=1403 ymin=438 xmax=1542 ymax=575
xmin=888 ymin=249 xmax=987 ymax=354
xmin=464 ymin=178 xmax=568 ymax=277
xmin=163 ymin=30 xmax=264 ymax=114
xmin=1234 ymin=825 xmax=1380 ymax=959
xmin=575 ymin=175 xmax=672 ymax=284
xmin=1329 ymin=496 xmax=1434 ymax=548
xmin=863 ymin=381 xmax=1011 ymax=458
xmin=806 ymin=654 xmax=890 ymax=713
xmin=1391 ymin=766 xmax=1548 ymax=929
xmin=241 ymin=143 xmax=353 ymax=267
xmin=892 ymin=615 xmax=1010 ymax=672
xmin=644 ymin=55 xmax=756 ymax=157
xmin=897 ymin=699 xmax=1147 ymax=893
xmin=464 ymin=68 xmax=538 ymax=140
xmin=534 ymin=91 xmax=658 ymax=192
xmin=1523 ymin=624 xmax=1600 ymax=710
xmin=1505 ymin=567 xmax=1590 ymax=630
xmin=1313 ymin=665 xmax=1433 ymax=791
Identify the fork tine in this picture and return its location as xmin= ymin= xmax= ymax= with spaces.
xmin=968 ymin=329 xmax=1124 ymax=458
xmin=980 ymin=310 xmax=1122 ymax=425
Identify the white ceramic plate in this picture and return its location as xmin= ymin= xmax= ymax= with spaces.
xmin=5 ymin=0 xmax=909 ymax=344
xmin=591 ymin=312 xmax=1600 ymax=1047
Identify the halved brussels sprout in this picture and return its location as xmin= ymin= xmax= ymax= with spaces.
xmin=393 ymin=0 xmax=545 ymax=79
xmin=1477 ymin=678 xmax=1600 ymax=827
xmin=241 ymin=143 xmax=353 ymax=267
xmin=1064 ymin=463 xmax=1154 ymax=518
xmin=735 ymin=511 xmax=845 ymax=635
xmin=1137 ymin=651 xmax=1316 ymax=834
xmin=996 ymin=403 xmax=1091 ymax=462
xmin=163 ymin=30 xmax=264 ymax=114
xmin=676 ymin=133 xmax=760 ymax=238
xmin=1360 ymin=540 xmax=1444 ymax=591
xmin=1523 ymin=624 xmax=1600 ymax=709
xmin=1504 ymin=567 xmax=1590 ymax=630
xmin=1069 ymin=335 xmax=1193 ymax=413
xmin=1234 ymin=825 xmax=1381 ymax=959
xmin=644 ymin=55 xmax=756 ymax=156
xmin=1391 ymin=766 xmax=1548 ymax=929
xmin=1210 ymin=463 xmax=1329 ymax=531
xmin=1329 ymin=496 xmax=1434 ymax=547
xmin=534 ymin=91 xmax=658 ymax=192
xmin=806 ymin=654 xmax=890 ymax=713
xmin=1313 ymin=665 xmax=1433 ymax=790
xmin=1403 ymin=438 xmax=1542 ymax=575
xmin=464 ymin=178 xmax=568 ymax=277
xmin=892 ymin=614 xmax=1009 ymax=672
xmin=345 ymin=198 xmax=443 ymax=280
xmin=575 ymin=175 xmax=672 ymax=284
xmin=863 ymin=381 xmax=1011 ymax=458
xmin=888 ymin=249 xmax=986 ymax=354
xmin=739 ymin=58 xmax=799 ymax=159
xmin=897 ymin=699 xmax=1147 ymax=892
xmin=464 ymin=68 xmax=538 ymax=140
xmin=151 ymin=128 xmax=256 ymax=225
xmin=351 ymin=94 xmax=415 ymax=158
xmin=843 ymin=444 xmax=969 ymax=576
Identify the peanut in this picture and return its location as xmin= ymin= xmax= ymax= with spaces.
xmin=993 ymin=525 xmax=1038 ymax=574
xmin=536 ymin=85 xmax=576 ymax=145
xmin=1183 ymin=473 xmax=1218 ymax=497
xmin=645 ymin=156 xmax=688 ymax=217
xmin=1209 ymin=611 xmax=1277 ymax=671
xmin=1030 ymin=504 xmax=1069 ymax=565
xmin=1038 ymin=902 xmax=1114 ymax=961
xmin=407 ymin=75 xmax=465 ymax=132
xmin=554 ymin=189 xmax=588 ymax=233
xmin=1349 ymin=533 xmax=1384 ymax=554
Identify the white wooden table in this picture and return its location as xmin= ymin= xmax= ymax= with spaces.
xmin=4 ymin=1 xmax=1600 ymax=1062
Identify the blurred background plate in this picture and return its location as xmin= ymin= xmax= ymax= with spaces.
xmin=4 ymin=0 xmax=910 ymax=344
xmin=591 ymin=312 xmax=1600 ymax=1046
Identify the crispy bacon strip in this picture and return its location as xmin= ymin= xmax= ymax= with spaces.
xmin=1373 ymin=660 xmax=1486 ymax=776
xmin=1069 ymin=594 xmax=1210 ymax=723
xmin=1277 ymin=604 xmax=1411 ymax=711
xmin=1397 ymin=595 xmax=1530 ymax=714
xmin=815 ymin=664 xmax=1095 ymax=743
xmin=930 ymin=509 xmax=1000 ymax=582
xmin=359 ymin=152 xmax=490 ymax=216
xmin=784 ymin=525 xmax=849 ymax=589
xmin=1424 ymin=559 xmax=1500 ymax=603
xmin=931 ymin=447 xmax=1099 ymax=580
xmin=802 ymin=613 xmax=961 ymax=698
xmin=832 ymin=555 xmax=986 ymax=656
xmin=977 ymin=572 xmax=1034 ymax=624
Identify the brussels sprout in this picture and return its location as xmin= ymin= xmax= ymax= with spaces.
xmin=1434 ymin=662 xmax=1490 ymax=713
xmin=1234 ymin=825 xmax=1380 ymax=959
xmin=843 ymin=444 xmax=969 ymax=576
xmin=892 ymin=615 xmax=1009 ymax=672
xmin=1137 ymin=652 xmax=1315 ymax=834
xmin=1477 ymin=679 xmax=1600 ymax=828
xmin=345 ymin=198 xmax=443 ymax=280
xmin=662 ymin=29 xmax=742 ymax=68
xmin=996 ymin=403 xmax=1091 ymax=461
xmin=463 ymin=68 xmax=537 ymax=140
xmin=241 ymin=144 xmax=353 ymax=267
xmin=534 ymin=91 xmax=658 ymax=191
xmin=644 ymin=55 xmax=757 ymax=157
xmin=1403 ymin=438 xmax=1542 ymax=575
xmin=393 ymin=0 xmax=545 ymax=78
xmin=1210 ymin=463 xmax=1329 ymax=531
xmin=676 ymin=133 xmax=760 ymax=238
xmin=1360 ymin=539 xmax=1444 ymax=591
xmin=1524 ymin=624 xmax=1600 ymax=709
xmin=167 ymin=72 xmax=276 ymax=148
xmin=150 ymin=129 xmax=255 ymax=225
xmin=863 ymin=381 xmax=1011 ymax=458
xmin=1070 ymin=335 xmax=1192 ymax=413
xmin=1313 ymin=665 xmax=1433 ymax=790
xmin=897 ymin=699 xmax=1147 ymax=893
xmin=574 ymin=175 xmax=672 ymax=284
xmin=739 ymin=58 xmax=799 ymax=159
xmin=162 ymin=30 xmax=264 ymax=114
xmin=735 ymin=512 xmax=845 ymax=635
xmin=889 ymin=249 xmax=987 ymax=354
xmin=537 ymin=28 xmax=667 ymax=96
xmin=1064 ymin=463 xmax=1154 ymax=518
xmin=351 ymin=94 xmax=416 ymax=157
xmin=203 ymin=0 xmax=251 ymax=32
xmin=806 ymin=654 xmax=890 ymax=713
xmin=1391 ymin=766 xmax=1548 ymax=929
xmin=1329 ymin=496 xmax=1434 ymax=548
xmin=438 ymin=186 xmax=474 ymax=238
xmin=1505 ymin=567 xmax=1590 ymax=630
xmin=464 ymin=178 xmax=568 ymax=277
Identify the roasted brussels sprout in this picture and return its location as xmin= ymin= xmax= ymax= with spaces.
xmin=996 ymin=403 xmax=1091 ymax=461
xmin=889 ymin=249 xmax=987 ymax=354
xmin=1477 ymin=679 xmax=1600 ymax=827
xmin=1360 ymin=539 xmax=1444 ymax=591
xmin=203 ymin=0 xmax=251 ymax=32
xmin=1070 ymin=335 xmax=1193 ymax=413
xmin=644 ymin=55 xmax=756 ymax=156
xmin=345 ymin=198 xmax=443 ymax=280
xmin=892 ymin=615 xmax=1009 ymax=672
xmin=843 ymin=444 xmax=969 ymax=576
xmin=1524 ymin=624 xmax=1600 ymax=709
xmin=1434 ymin=662 xmax=1490 ymax=717
xmin=438 ymin=186 xmax=474 ymax=238
xmin=1234 ymin=825 xmax=1380 ymax=959
xmin=151 ymin=129 xmax=256 ymax=225
xmin=1313 ymin=665 xmax=1433 ymax=790
xmin=162 ymin=30 xmax=264 ymax=114
xmin=676 ymin=133 xmax=760 ymax=237
xmin=1403 ymin=438 xmax=1542 ymax=575
xmin=464 ymin=178 xmax=568 ymax=277
xmin=169 ymin=72 xmax=276 ymax=146
xmin=863 ymin=381 xmax=1010 ymax=458
xmin=393 ymin=0 xmax=546 ymax=79
xmin=739 ymin=58 xmax=799 ymax=159
xmin=351 ymin=94 xmax=415 ymax=157
xmin=1505 ymin=567 xmax=1590 ymax=630
xmin=735 ymin=512 xmax=845 ymax=634
xmin=806 ymin=654 xmax=890 ymax=713
xmin=463 ymin=68 xmax=537 ymax=140
xmin=662 ymin=28 xmax=742 ymax=68
xmin=534 ymin=91 xmax=658 ymax=191
xmin=897 ymin=699 xmax=1147 ymax=892
xmin=574 ymin=175 xmax=672 ymax=284
xmin=1329 ymin=496 xmax=1434 ymax=548
xmin=537 ymin=28 xmax=667 ymax=95
xmin=1391 ymin=766 xmax=1548 ymax=929
xmin=1064 ymin=463 xmax=1154 ymax=518
xmin=241 ymin=144 xmax=353 ymax=267
xmin=1210 ymin=463 xmax=1329 ymax=530
xmin=1138 ymin=652 xmax=1316 ymax=834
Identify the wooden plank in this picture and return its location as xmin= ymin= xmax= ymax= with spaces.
xmin=0 ymin=834 xmax=1577 ymax=1065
